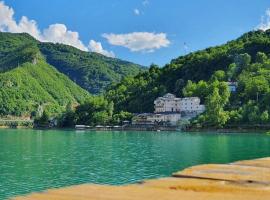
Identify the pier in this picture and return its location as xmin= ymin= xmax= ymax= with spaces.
xmin=11 ymin=157 xmax=270 ymax=200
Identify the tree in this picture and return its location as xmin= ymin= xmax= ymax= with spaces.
xmin=242 ymin=75 xmax=269 ymax=101
xmin=227 ymin=63 xmax=237 ymax=80
xmin=211 ymin=70 xmax=226 ymax=82
xmin=204 ymin=87 xmax=230 ymax=128
xmin=34 ymin=110 xmax=50 ymax=127
xmin=261 ymin=111 xmax=269 ymax=124
xmin=234 ymin=53 xmax=251 ymax=71
xmin=256 ymin=52 xmax=268 ymax=64
xmin=112 ymin=111 xmax=133 ymax=125
xmin=75 ymin=96 xmax=114 ymax=126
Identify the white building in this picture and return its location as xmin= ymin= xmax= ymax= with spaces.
xmin=154 ymin=93 xmax=205 ymax=115
xmin=154 ymin=93 xmax=181 ymax=113
xmin=133 ymin=93 xmax=205 ymax=126
xmin=180 ymin=97 xmax=205 ymax=115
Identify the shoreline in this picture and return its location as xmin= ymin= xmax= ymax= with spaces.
xmin=1 ymin=125 xmax=270 ymax=134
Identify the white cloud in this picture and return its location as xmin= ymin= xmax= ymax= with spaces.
xmin=0 ymin=2 xmax=41 ymax=39
xmin=257 ymin=8 xmax=270 ymax=31
xmin=102 ymin=32 xmax=170 ymax=52
xmin=0 ymin=1 xmax=114 ymax=56
xmin=134 ymin=8 xmax=140 ymax=15
xmin=42 ymin=24 xmax=88 ymax=51
xmin=88 ymin=40 xmax=115 ymax=57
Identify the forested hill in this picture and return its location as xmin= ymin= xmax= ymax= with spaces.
xmin=0 ymin=32 xmax=91 ymax=117
xmin=106 ymin=30 xmax=270 ymax=117
xmin=0 ymin=32 xmax=145 ymax=94
xmin=39 ymin=43 xmax=145 ymax=94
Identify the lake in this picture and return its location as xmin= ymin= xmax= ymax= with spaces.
xmin=1 ymin=129 xmax=270 ymax=199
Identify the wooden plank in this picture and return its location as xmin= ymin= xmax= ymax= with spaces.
xmin=233 ymin=158 xmax=270 ymax=168
xmin=173 ymin=164 xmax=270 ymax=184
xmin=11 ymin=157 xmax=270 ymax=200
xmin=11 ymin=183 xmax=270 ymax=200
xmin=141 ymin=177 xmax=270 ymax=193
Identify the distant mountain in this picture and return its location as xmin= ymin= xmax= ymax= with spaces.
xmin=0 ymin=32 xmax=145 ymax=116
xmin=0 ymin=32 xmax=145 ymax=94
xmin=39 ymin=43 xmax=146 ymax=94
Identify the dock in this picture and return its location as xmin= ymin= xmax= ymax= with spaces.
xmin=11 ymin=157 xmax=270 ymax=200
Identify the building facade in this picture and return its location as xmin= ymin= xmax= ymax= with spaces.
xmin=132 ymin=93 xmax=205 ymax=126
xmin=154 ymin=93 xmax=205 ymax=115
xmin=154 ymin=93 xmax=181 ymax=113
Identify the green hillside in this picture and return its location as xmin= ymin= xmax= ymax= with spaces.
xmin=0 ymin=60 xmax=90 ymax=117
xmin=0 ymin=32 xmax=145 ymax=117
xmin=0 ymin=32 xmax=90 ymax=117
xmin=39 ymin=43 xmax=146 ymax=94
xmin=0 ymin=32 xmax=145 ymax=94
xmin=105 ymin=30 xmax=270 ymax=123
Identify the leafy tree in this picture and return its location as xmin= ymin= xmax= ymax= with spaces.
xmin=256 ymin=52 xmax=268 ymax=64
xmin=261 ymin=110 xmax=269 ymax=123
xmin=211 ymin=70 xmax=226 ymax=81
xmin=75 ymin=96 xmax=114 ymax=126
xmin=34 ymin=110 xmax=50 ymax=127
xmin=203 ymin=84 xmax=230 ymax=127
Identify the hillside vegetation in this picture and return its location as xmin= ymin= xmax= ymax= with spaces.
xmin=0 ymin=32 xmax=145 ymax=94
xmin=105 ymin=30 xmax=270 ymax=127
xmin=0 ymin=60 xmax=90 ymax=117
xmin=0 ymin=32 xmax=90 ymax=117
xmin=0 ymin=32 xmax=145 ymax=118
xmin=39 ymin=43 xmax=145 ymax=94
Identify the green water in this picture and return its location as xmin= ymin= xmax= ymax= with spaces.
xmin=1 ymin=129 xmax=270 ymax=199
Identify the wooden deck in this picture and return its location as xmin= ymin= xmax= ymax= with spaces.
xmin=11 ymin=157 xmax=270 ymax=200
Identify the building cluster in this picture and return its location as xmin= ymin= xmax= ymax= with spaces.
xmin=132 ymin=93 xmax=205 ymax=126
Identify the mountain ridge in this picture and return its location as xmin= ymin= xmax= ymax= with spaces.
xmin=106 ymin=29 xmax=270 ymax=114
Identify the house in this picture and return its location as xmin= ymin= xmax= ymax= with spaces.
xmin=132 ymin=93 xmax=205 ymax=126
xmin=154 ymin=93 xmax=181 ymax=113
xmin=179 ymin=97 xmax=205 ymax=115
xmin=154 ymin=94 xmax=205 ymax=115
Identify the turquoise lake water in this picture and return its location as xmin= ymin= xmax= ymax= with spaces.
xmin=1 ymin=129 xmax=270 ymax=199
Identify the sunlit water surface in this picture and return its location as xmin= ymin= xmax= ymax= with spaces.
xmin=1 ymin=129 xmax=270 ymax=199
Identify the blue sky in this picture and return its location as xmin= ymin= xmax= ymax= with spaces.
xmin=1 ymin=0 xmax=270 ymax=66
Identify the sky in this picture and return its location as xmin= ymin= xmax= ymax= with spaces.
xmin=1 ymin=0 xmax=270 ymax=67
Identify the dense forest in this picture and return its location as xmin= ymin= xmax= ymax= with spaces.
xmin=0 ymin=32 xmax=144 ymax=121
xmin=105 ymin=30 xmax=270 ymax=127
xmin=39 ymin=43 xmax=145 ymax=94
xmin=2 ymin=30 xmax=270 ymax=128
xmin=0 ymin=32 xmax=145 ymax=94
xmin=0 ymin=32 xmax=91 ymax=117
